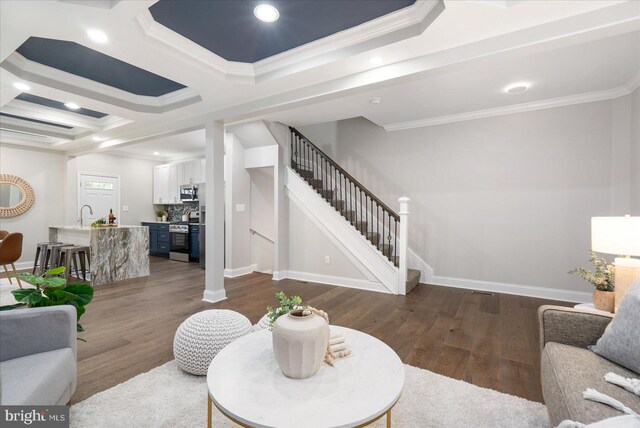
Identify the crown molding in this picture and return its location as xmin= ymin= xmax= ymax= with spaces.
xmin=136 ymin=0 xmax=444 ymax=84
xmin=1 ymin=53 xmax=202 ymax=114
xmin=383 ymin=84 xmax=636 ymax=131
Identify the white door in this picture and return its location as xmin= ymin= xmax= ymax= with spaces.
xmin=79 ymin=174 xmax=119 ymax=224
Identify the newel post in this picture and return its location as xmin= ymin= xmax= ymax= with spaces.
xmin=398 ymin=197 xmax=410 ymax=295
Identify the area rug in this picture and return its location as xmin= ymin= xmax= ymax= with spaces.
xmin=0 ymin=277 xmax=32 ymax=306
xmin=70 ymin=360 xmax=549 ymax=428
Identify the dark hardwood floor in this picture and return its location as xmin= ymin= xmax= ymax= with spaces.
xmin=71 ymin=256 xmax=571 ymax=404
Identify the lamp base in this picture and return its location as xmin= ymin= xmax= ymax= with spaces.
xmin=614 ymin=257 xmax=640 ymax=312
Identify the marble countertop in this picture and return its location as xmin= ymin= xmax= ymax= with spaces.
xmin=49 ymin=225 xmax=147 ymax=231
xmin=207 ymin=325 xmax=405 ymax=428
xmin=140 ymin=220 xmax=171 ymax=224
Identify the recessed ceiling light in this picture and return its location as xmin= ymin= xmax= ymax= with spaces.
xmin=369 ymin=98 xmax=381 ymax=104
xmin=13 ymin=82 xmax=30 ymax=91
xmin=153 ymin=152 xmax=160 ymax=155
xmin=87 ymin=29 xmax=108 ymax=43
xmin=92 ymin=136 xmax=102 ymax=142
xmin=64 ymin=102 xmax=80 ymax=110
xmin=505 ymin=82 xmax=530 ymax=94
xmin=254 ymin=4 xmax=279 ymax=22
xmin=369 ymin=56 xmax=383 ymax=66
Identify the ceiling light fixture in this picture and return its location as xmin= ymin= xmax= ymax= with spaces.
xmin=64 ymin=102 xmax=80 ymax=110
xmin=87 ymin=29 xmax=108 ymax=44
xmin=92 ymin=136 xmax=102 ymax=142
xmin=13 ymin=82 xmax=30 ymax=91
xmin=254 ymin=4 xmax=279 ymax=22
xmin=369 ymin=98 xmax=381 ymax=104
xmin=153 ymin=152 xmax=160 ymax=155
xmin=505 ymin=82 xmax=530 ymax=94
xmin=369 ymin=56 xmax=383 ymax=66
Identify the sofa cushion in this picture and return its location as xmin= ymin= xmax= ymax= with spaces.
xmin=542 ymin=342 xmax=640 ymax=426
xmin=0 ymin=348 xmax=76 ymax=405
xmin=592 ymin=279 xmax=640 ymax=374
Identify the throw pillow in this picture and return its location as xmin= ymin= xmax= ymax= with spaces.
xmin=591 ymin=278 xmax=640 ymax=374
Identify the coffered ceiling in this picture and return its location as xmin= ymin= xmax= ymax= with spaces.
xmin=0 ymin=0 xmax=638 ymax=157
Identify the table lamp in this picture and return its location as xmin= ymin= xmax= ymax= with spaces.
xmin=591 ymin=215 xmax=640 ymax=311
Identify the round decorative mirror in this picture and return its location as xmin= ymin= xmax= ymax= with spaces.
xmin=0 ymin=174 xmax=35 ymax=218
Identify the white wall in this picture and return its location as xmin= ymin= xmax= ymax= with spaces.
xmin=631 ymin=88 xmax=640 ymax=215
xmin=249 ymin=167 xmax=274 ymax=273
xmin=65 ymin=153 xmax=158 ymax=225
xmin=0 ymin=145 xmax=67 ymax=266
xmin=297 ymin=122 xmax=339 ymax=158
xmin=288 ymin=201 xmax=368 ymax=281
xmin=224 ymin=134 xmax=252 ymax=273
xmin=304 ymin=99 xmax=636 ymax=293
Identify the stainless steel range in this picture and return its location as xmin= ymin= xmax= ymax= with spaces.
xmin=169 ymin=222 xmax=189 ymax=262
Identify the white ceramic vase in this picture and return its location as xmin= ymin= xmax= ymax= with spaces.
xmin=272 ymin=309 xmax=329 ymax=379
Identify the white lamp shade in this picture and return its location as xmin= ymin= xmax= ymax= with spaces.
xmin=591 ymin=216 xmax=640 ymax=256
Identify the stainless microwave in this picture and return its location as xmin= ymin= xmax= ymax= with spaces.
xmin=179 ymin=185 xmax=198 ymax=202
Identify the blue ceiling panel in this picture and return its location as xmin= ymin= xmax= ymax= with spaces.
xmin=16 ymin=93 xmax=108 ymax=119
xmin=0 ymin=112 xmax=73 ymax=129
xmin=149 ymin=0 xmax=416 ymax=63
xmin=16 ymin=37 xmax=187 ymax=97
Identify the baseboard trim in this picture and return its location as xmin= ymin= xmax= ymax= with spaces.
xmin=202 ymin=289 xmax=227 ymax=303
xmin=430 ymin=275 xmax=591 ymax=303
xmin=271 ymin=270 xmax=287 ymax=281
xmin=12 ymin=261 xmax=34 ymax=271
xmin=223 ymin=264 xmax=257 ymax=278
xmin=284 ymin=270 xmax=390 ymax=294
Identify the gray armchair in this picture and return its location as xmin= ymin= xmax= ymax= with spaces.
xmin=0 ymin=306 xmax=77 ymax=405
xmin=538 ymin=305 xmax=639 ymax=426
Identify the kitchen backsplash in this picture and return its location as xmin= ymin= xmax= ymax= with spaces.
xmin=163 ymin=202 xmax=199 ymax=221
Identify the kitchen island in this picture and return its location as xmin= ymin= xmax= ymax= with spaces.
xmin=49 ymin=225 xmax=149 ymax=286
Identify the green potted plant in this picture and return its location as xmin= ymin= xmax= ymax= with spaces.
xmin=0 ymin=266 xmax=94 ymax=334
xmin=570 ymin=251 xmax=615 ymax=312
xmin=266 ymin=291 xmax=304 ymax=328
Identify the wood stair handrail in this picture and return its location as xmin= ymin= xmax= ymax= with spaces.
xmin=290 ymin=127 xmax=400 ymax=221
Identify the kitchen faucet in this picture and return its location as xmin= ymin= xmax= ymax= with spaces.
xmin=80 ymin=204 xmax=94 ymax=227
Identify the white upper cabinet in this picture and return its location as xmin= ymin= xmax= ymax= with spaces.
xmin=169 ymin=164 xmax=179 ymax=203
xmin=153 ymin=165 xmax=170 ymax=204
xmin=153 ymin=158 xmax=205 ymax=204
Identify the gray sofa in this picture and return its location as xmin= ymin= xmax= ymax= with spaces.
xmin=0 ymin=306 xmax=77 ymax=405
xmin=539 ymin=305 xmax=640 ymax=426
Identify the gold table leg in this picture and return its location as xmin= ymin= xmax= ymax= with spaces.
xmin=387 ymin=409 xmax=391 ymax=428
xmin=208 ymin=394 xmax=212 ymax=428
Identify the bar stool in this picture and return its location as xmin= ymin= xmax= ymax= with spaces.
xmin=32 ymin=242 xmax=61 ymax=275
xmin=49 ymin=243 xmax=75 ymax=270
xmin=60 ymin=246 xmax=90 ymax=282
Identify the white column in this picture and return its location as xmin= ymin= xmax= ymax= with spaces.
xmin=398 ymin=197 xmax=410 ymax=295
xmin=270 ymin=122 xmax=290 ymax=280
xmin=203 ymin=121 xmax=227 ymax=303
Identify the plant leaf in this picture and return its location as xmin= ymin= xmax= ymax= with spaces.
xmin=0 ymin=303 xmax=26 ymax=311
xmin=45 ymin=266 xmax=66 ymax=276
xmin=63 ymin=283 xmax=94 ymax=305
xmin=43 ymin=277 xmax=67 ymax=288
xmin=12 ymin=288 xmax=43 ymax=305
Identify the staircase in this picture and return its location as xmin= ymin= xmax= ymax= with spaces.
xmin=289 ymin=127 xmax=420 ymax=294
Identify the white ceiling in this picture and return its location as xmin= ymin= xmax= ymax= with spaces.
xmin=109 ymin=128 xmax=205 ymax=161
xmin=261 ymin=30 xmax=640 ymax=128
xmin=0 ymin=0 xmax=638 ymax=158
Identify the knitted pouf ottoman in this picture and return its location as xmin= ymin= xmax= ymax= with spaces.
xmin=173 ymin=309 xmax=252 ymax=375
xmin=252 ymin=314 xmax=271 ymax=332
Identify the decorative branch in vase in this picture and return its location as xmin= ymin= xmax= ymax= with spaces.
xmin=570 ymin=251 xmax=615 ymax=312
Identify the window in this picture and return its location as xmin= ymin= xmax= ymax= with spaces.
xmin=84 ymin=181 xmax=114 ymax=190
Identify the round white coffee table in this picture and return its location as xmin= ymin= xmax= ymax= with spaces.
xmin=207 ymin=325 xmax=405 ymax=428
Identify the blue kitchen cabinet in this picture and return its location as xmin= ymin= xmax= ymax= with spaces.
xmin=142 ymin=222 xmax=170 ymax=257
xmin=189 ymin=225 xmax=200 ymax=260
